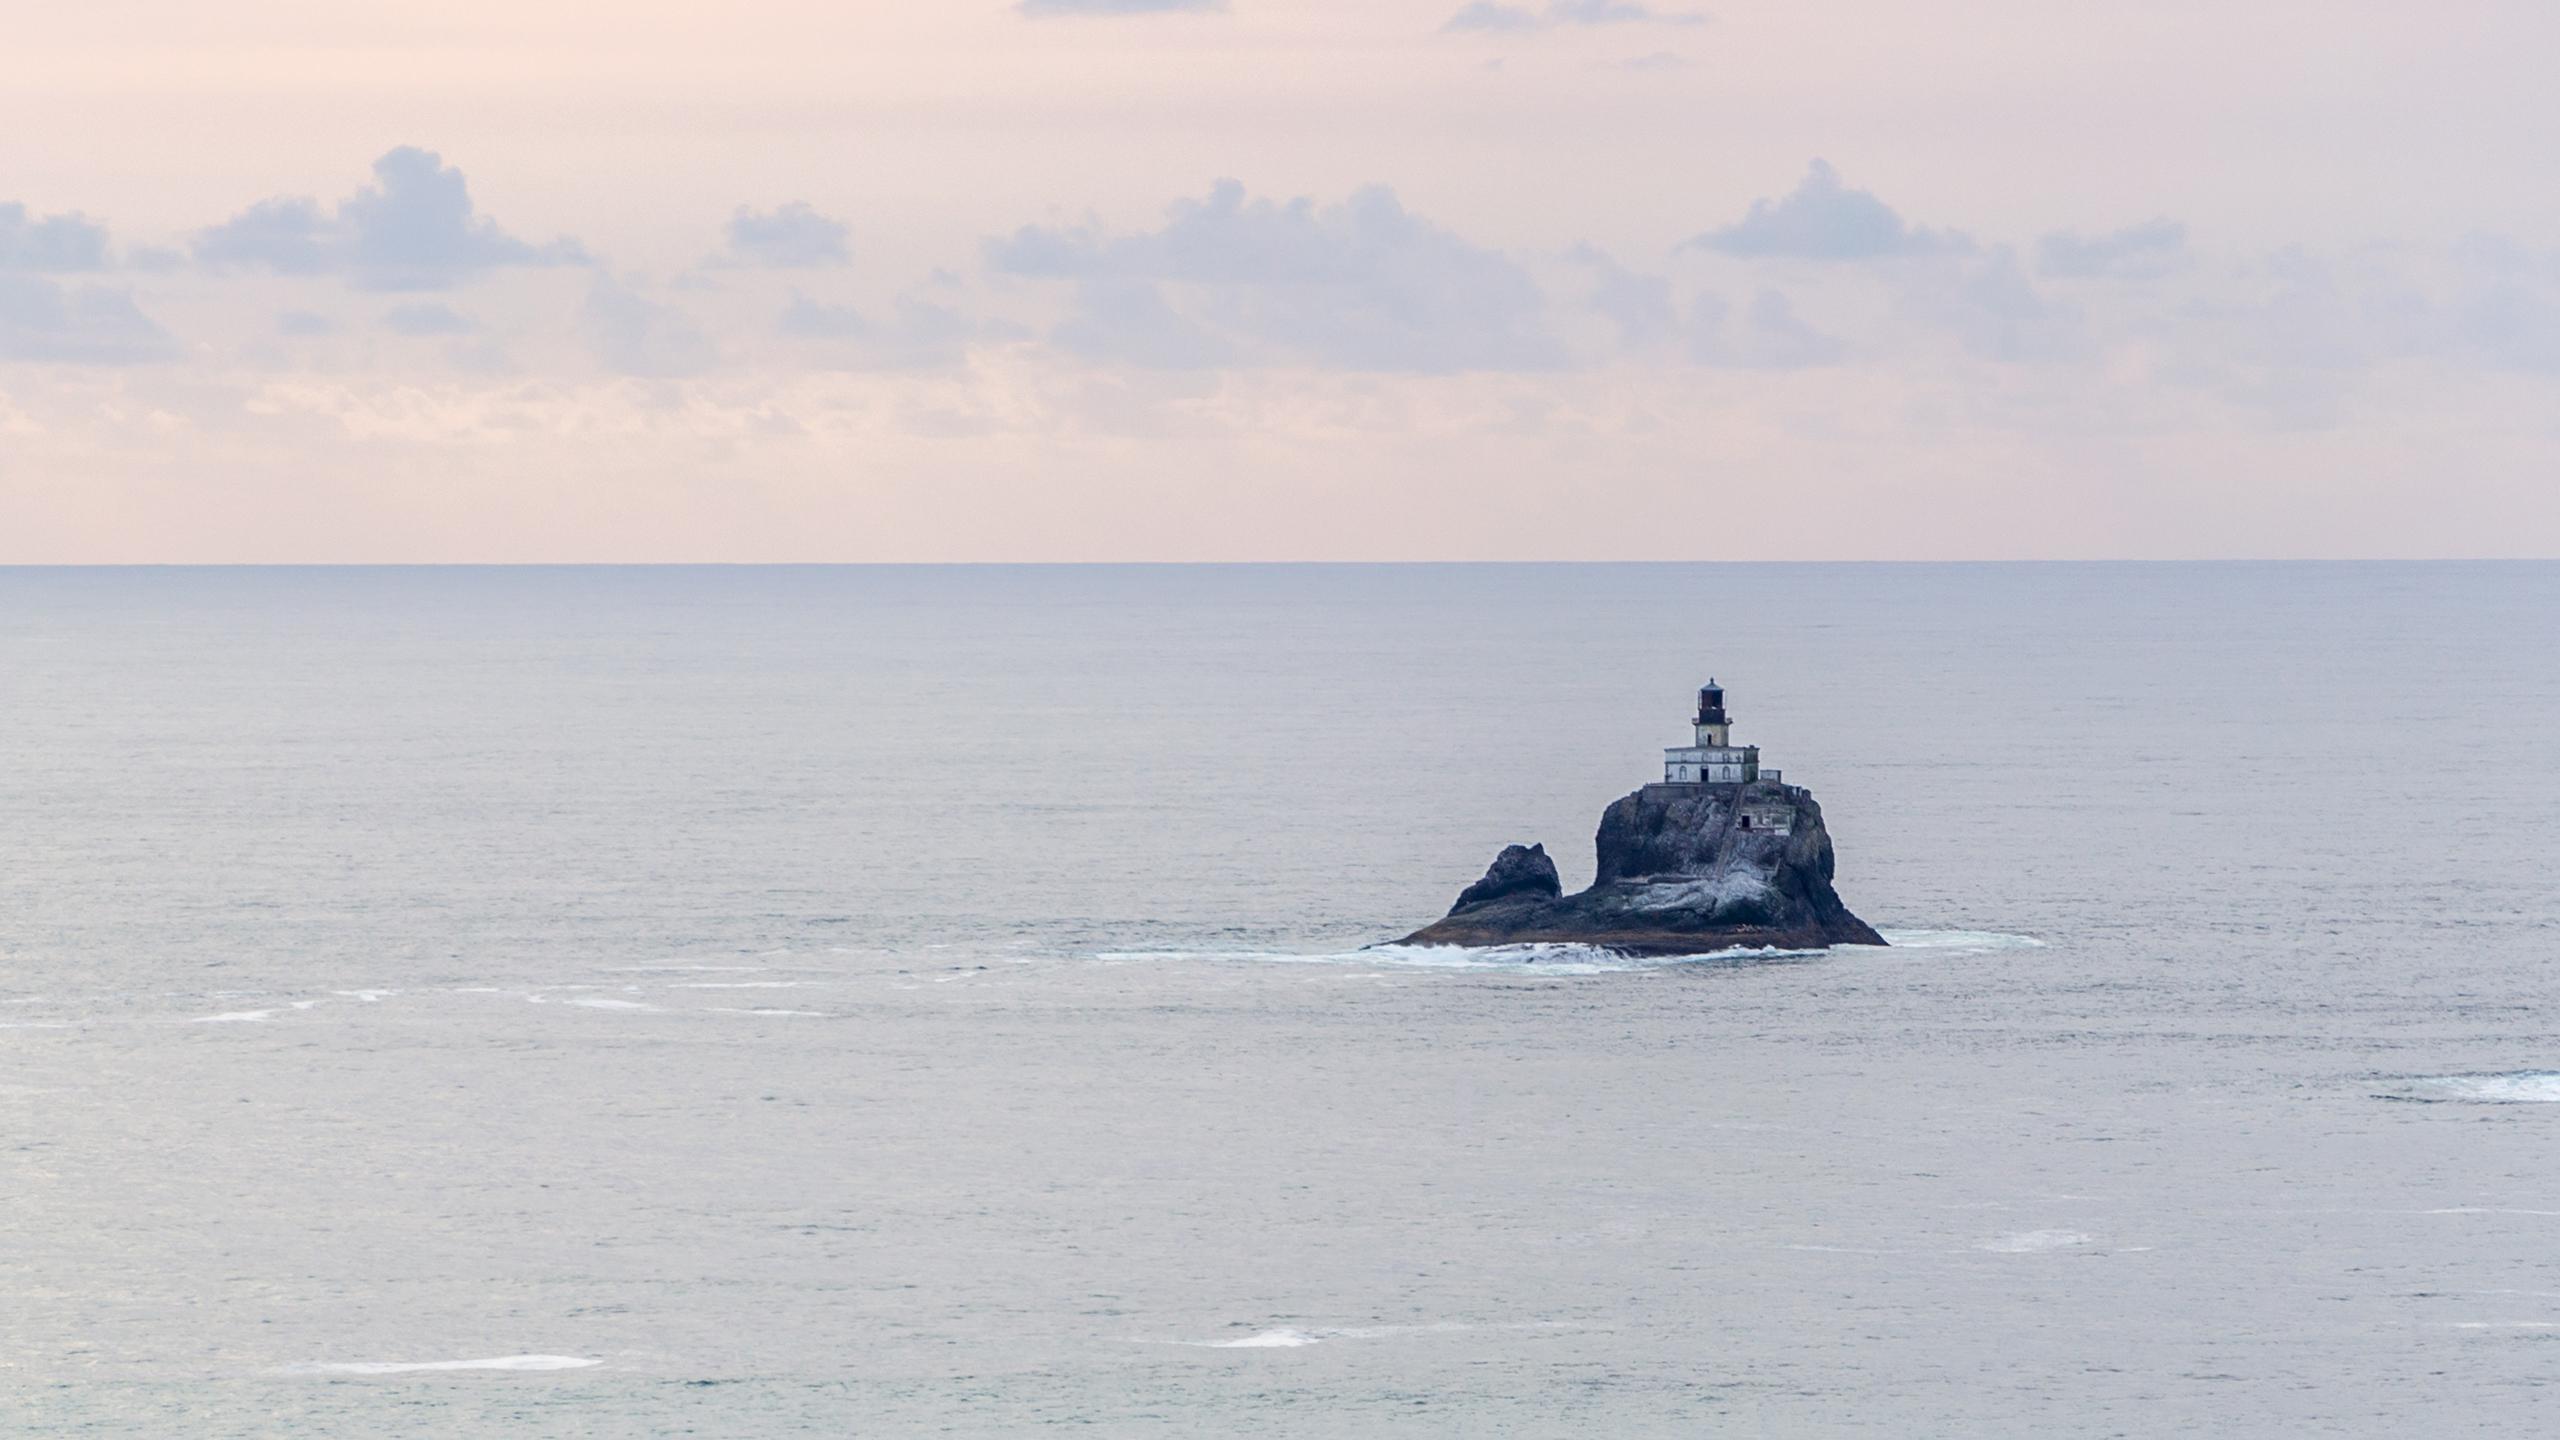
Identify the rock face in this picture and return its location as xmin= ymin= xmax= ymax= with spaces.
xmin=1451 ymin=843 xmax=1562 ymax=909
xmin=1399 ymin=781 xmax=1885 ymax=956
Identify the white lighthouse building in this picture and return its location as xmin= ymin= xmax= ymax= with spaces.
xmin=1662 ymin=679 xmax=1763 ymax=785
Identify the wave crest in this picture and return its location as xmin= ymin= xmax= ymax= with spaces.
xmin=2383 ymin=1072 xmax=2560 ymax=1105
xmin=1102 ymin=928 xmax=2040 ymax=975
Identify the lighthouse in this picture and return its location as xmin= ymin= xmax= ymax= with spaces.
xmin=1661 ymin=679 xmax=1762 ymax=785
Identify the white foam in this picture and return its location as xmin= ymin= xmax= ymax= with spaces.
xmin=669 ymin=981 xmax=808 ymax=990
xmin=1976 ymin=1230 xmax=2094 ymax=1253
xmin=2396 ymin=1072 xmax=2560 ymax=1104
xmin=1875 ymin=929 xmax=2046 ymax=952
xmin=709 ymin=1008 xmax=829 ymax=1017
xmin=334 ymin=990 xmax=396 ymax=1002
xmin=1197 ymin=1328 xmax=1325 ymax=1348
xmin=1100 ymin=943 xmax=1818 ymax=977
xmin=1176 ymin=1323 xmax=1473 ymax=1349
xmin=566 ymin=998 xmax=661 ymax=1012
xmin=2427 ymin=1208 xmax=2560 ymax=1217
xmin=189 ymin=1010 xmax=277 ymax=1024
xmin=281 ymin=1354 xmax=600 ymax=1375
xmin=601 ymin=964 xmax=770 ymax=974
xmin=1104 ymin=929 xmax=2041 ymax=976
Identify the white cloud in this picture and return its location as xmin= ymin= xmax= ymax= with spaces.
xmin=778 ymin=293 xmax=868 ymax=340
xmin=986 ymin=180 xmax=1563 ymax=372
xmin=2458 ymin=283 xmax=2560 ymax=373
xmin=581 ymin=275 xmax=715 ymax=377
xmin=195 ymin=147 xmax=585 ymax=292
xmin=2038 ymin=219 xmax=2187 ymax=280
xmin=1917 ymin=250 xmax=2083 ymax=362
xmin=1444 ymin=1 xmax=1705 ymax=33
xmin=775 ymin=289 xmax=1010 ymax=370
xmin=0 ymin=276 xmax=172 ymax=363
xmin=1692 ymin=159 xmax=1968 ymax=261
xmin=717 ymin=203 xmax=852 ymax=269
xmin=1573 ymin=247 xmax=1679 ymax=349
xmin=1690 ymin=288 xmax=1846 ymax=369
xmin=382 ymin=302 xmax=476 ymax=337
xmin=1053 ymin=279 xmax=1234 ymax=369
xmin=0 ymin=204 xmax=112 ymax=272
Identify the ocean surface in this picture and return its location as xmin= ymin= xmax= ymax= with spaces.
xmin=4 ymin=562 xmax=2557 ymax=1436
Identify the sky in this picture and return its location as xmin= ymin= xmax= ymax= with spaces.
xmin=3 ymin=0 xmax=2557 ymax=562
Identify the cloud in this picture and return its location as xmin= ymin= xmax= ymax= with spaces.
xmin=0 ymin=276 xmax=173 ymax=363
xmin=2037 ymin=219 xmax=2186 ymax=279
xmin=276 ymin=310 xmax=336 ymax=337
xmin=2435 ymin=247 xmax=2560 ymax=372
xmin=581 ymin=275 xmax=714 ymax=377
xmin=778 ymin=293 xmax=868 ymax=340
xmin=195 ymin=199 xmax=333 ymax=276
xmin=1570 ymin=245 xmax=1679 ymax=348
xmin=717 ymin=203 xmax=851 ymax=268
xmin=776 ymin=289 xmax=1019 ymax=369
xmin=1445 ymin=2 xmax=1539 ymax=30
xmin=2457 ymin=283 xmax=2560 ymax=372
xmin=986 ymin=179 xmax=1563 ymax=372
xmin=1018 ymin=0 xmax=1225 ymax=15
xmin=1689 ymin=288 xmax=1846 ymax=368
xmin=1905 ymin=249 xmax=2083 ymax=363
xmin=883 ymin=296 xmax=1011 ymax=367
xmin=195 ymin=147 xmax=585 ymax=291
xmin=382 ymin=302 xmax=476 ymax=336
xmin=1691 ymin=159 xmax=1968 ymax=260
xmin=0 ymin=204 xmax=111 ymax=272
xmin=1445 ymin=1 xmax=1705 ymax=31
xmin=1053 ymin=280 xmax=1234 ymax=369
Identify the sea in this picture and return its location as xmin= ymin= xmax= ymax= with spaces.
xmin=3 ymin=562 xmax=2556 ymax=1436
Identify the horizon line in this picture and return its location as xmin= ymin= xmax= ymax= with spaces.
xmin=2 ymin=557 xmax=2556 ymax=570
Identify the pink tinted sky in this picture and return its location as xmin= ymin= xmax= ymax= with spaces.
xmin=3 ymin=0 xmax=2556 ymax=561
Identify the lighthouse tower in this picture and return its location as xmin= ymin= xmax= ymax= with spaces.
xmin=1662 ymin=679 xmax=1762 ymax=785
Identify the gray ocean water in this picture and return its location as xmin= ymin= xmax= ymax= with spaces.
xmin=4 ymin=562 xmax=2557 ymax=1436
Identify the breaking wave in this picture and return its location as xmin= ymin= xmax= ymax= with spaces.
xmin=1976 ymin=1230 xmax=2095 ymax=1253
xmin=279 ymin=1355 xmax=599 ymax=1375
xmin=1173 ymin=1322 xmax=1479 ymax=1349
xmin=1876 ymin=929 xmax=2045 ymax=952
xmin=1102 ymin=928 xmax=2039 ymax=976
xmin=2382 ymin=1072 xmax=2560 ymax=1105
xmin=1100 ymin=944 xmax=1806 ymax=975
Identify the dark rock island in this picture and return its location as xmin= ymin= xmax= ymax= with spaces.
xmin=1399 ymin=681 xmax=1885 ymax=957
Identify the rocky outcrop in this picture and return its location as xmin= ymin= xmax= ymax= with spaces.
xmin=1398 ymin=781 xmax=1885 ymax=956
xmin=1451 ymin=843 xmax=1562 ymax=909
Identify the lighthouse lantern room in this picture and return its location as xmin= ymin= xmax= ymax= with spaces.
xmin=1662 ymin=679 xmax=1762 ymax=785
